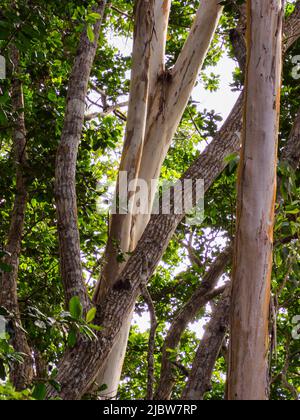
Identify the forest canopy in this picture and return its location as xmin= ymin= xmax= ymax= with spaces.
xmin=0 ymin=0 xmax=299 ymax=401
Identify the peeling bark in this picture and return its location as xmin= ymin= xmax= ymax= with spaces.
xmin=0 ymin=45 xmax=33 ymax=390
xmin=94 ymin=0 xmax=156 ymax=304
xmin=93 ymin=0 xmax=157 ymax=398
xmin=131 ymin=0 xmax=224 ymax=243
xmin=93 ymin=0 xmax=223 ymax=397
xmin=228 ymin=0 xmax=283 ymax=401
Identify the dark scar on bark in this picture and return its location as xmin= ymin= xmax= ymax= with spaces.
xmin=113 ymin=278 xmax=132 ymax=291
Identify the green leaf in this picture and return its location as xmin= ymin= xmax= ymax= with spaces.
xmin=86 ymin=307 xmax=97 ymax=323
xmin=285 ymin=206 xmax=300 ymax=215
xmin=0 ymin=92 xmax=9 ymax=105
xmin=67 ymin=329 xmax=77 ymax=348
xmin=32 ymin=383 xmax=47 ymax=400
xmin=47 ymin=91 xmax=57 ymax=102
xmin=69 ymin=296 xmax=83 ymax=320
xmin=87 ymin=25 xmax=95 ymax=43
xmin=49 ymin=379 xmax=61 ymax=393
xmin=0 ymin=110 xmax=7 ymax=125
xmin=224 ymin=152 xmax=239 ymax=164
xmin=88 ymin=12 xmax=101 ymax=20
xmin=89 ymin=324 xmax=103 ymax=332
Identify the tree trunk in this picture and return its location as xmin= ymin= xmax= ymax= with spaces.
xmin=47 ymin=2 xmax=300 ymax=400
xmin=94 ymin=0 xmax=156 ymax=304
xmin=55 ymin=1 xmax=107 ymax=311
xmin=182 ymin=286 xmax=231 ymax=400
xmin=227 ymin=0 xmax=283 ymax=401
xmin=281 ymin=107 xmax=300 ymax=170
xmin=0 ymin=45 xmax=34 ymax=390
xmin=93 ymin=0 xmax=223 ymax=397
xmin=92 ymin=2 xmax=300 ymax=398
xmin=93 ymin=0 xmax=158 ymax=398
xmin=130 ymin=0 xmax=224 ymax=243
xmin=283 ymin=0 xmax=300 ymax=52
xmin=155 ymin=246 xmax=232 ymax=400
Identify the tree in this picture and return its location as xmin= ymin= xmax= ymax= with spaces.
xmin=0 ymin=0 xmax=299 ymax=401
xmin=0 ymin=44 xmax=33 ymax=390
xmin=91 ymin=0 xmax=226 ymax=396
xmin=228 ymin=0 xmax=284 ymax=400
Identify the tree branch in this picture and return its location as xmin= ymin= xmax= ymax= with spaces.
xmin=84 ymin=101 xmax=129 ymax=121
xmin=47 ymin=2 xmax=300 ymax=400
xmin=283 ymin=0 xmax=300 ymax=52
xmin=148 ymin=0 xmax=171 ymax=94
xmin=129 ymin=0 xmax=224 ymax=245
xmin=155 ymin=246 xmax=232 ymax=400
xmin=93 ymin=0 xmax=156 ymax=304
xmin=170 ymin=1 xmax=223 ymax=122
xmin=182 ymin=285 xmax=231 ymax=400
xmin=281 ymin=108 xmax=300 ymax=171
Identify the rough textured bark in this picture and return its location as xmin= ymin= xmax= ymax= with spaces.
xmin=229 ymin=4 xmax=247 ymax=75
xmin=0 ymin=46 xmax=33 ymax=390
xmin=55 ymin=1 xmax=106 ymax=310
xmin=281 ymin=108 xmax=300 ymax=170
xmin=155 ymin=246 xmax=232 ymax=400
xmin=47 ymin=3 xmax=300 ymax=400
xmin=142 ymin=286 xmax=158 ymax=400
xmin=182 ymin=286 xmax=231 ymax=400
xmin=229 ymin=28 xmax=247 ymax=74
xmin=283 ymin=0 xmax=300 ymax=52
xmin=228 ymin=0 xmax=283 ymax=401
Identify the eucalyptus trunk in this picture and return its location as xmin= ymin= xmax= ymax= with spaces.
xmin=227 ymin=0 xmax=283 ymax=400
xmin=94 ymin=0 xmax=223 ymax=397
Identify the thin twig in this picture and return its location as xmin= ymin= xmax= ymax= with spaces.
xmin=111 ymin=5 xmax=132 ymax=20
xmin=85 ymin=101 xmax=128 ymax=121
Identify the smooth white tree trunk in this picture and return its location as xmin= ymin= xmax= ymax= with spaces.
xmin=95 ymin=0 xmax=223 ymax=398
xmin=95 ymin=0 xmax=158 ymax=397
xmin=228 ymin=0 xmax=283 ymax=400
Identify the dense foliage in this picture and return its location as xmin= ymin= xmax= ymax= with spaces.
xmin=0 ymin=0 xmax=299 ymax=400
